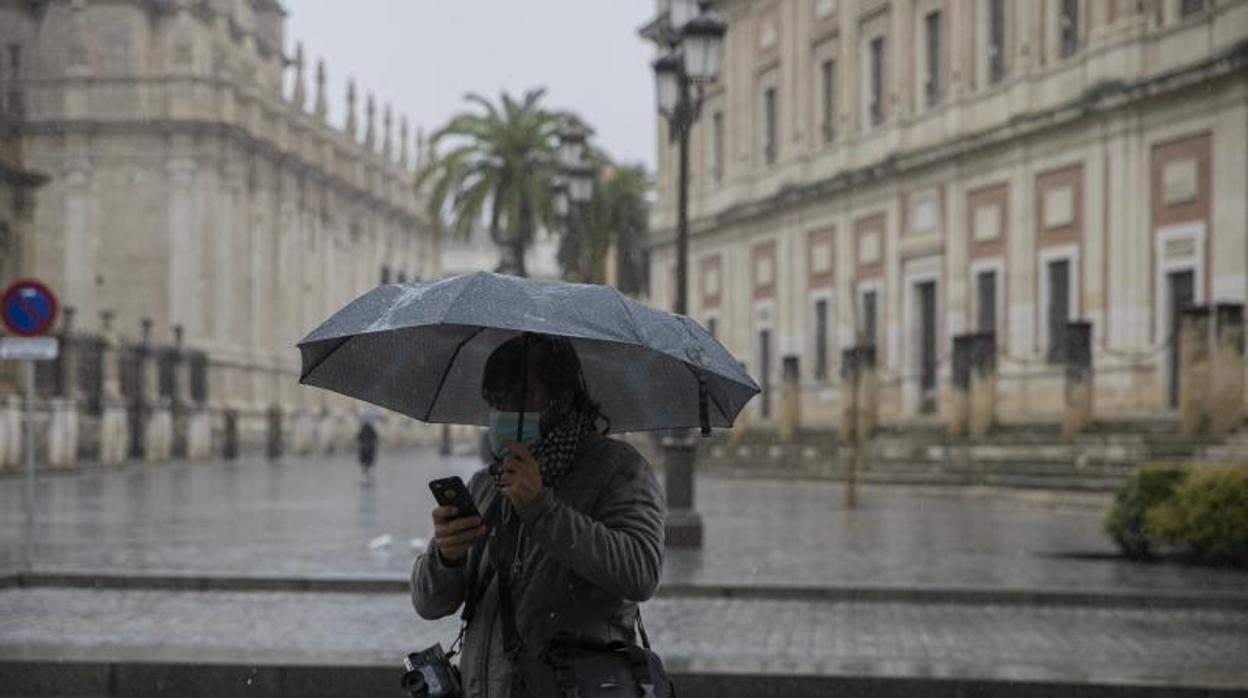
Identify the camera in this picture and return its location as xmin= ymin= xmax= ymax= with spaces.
xmin=401 ymin=643 xmax=463 ymax=698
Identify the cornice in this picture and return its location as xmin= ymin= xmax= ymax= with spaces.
xmin=647 ymin=40 xmax=1248 ymax=249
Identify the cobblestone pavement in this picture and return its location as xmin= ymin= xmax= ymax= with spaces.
xmin=1 ymin=587 xmax=1246 ymax=689
xmin=2 ymin=447 xmax=1247 ymax=593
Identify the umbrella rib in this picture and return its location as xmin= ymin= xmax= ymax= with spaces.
xmin=610 ymin=290 xmax=645 ymax=345
xmin=298 ymin=335 xmax=353 ymax=384
xmin=424 ymin=326 xmax=486 ymax=422
xmin=440 ymin=271 xmax=485 ymax=325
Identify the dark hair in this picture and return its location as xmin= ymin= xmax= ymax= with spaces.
xmin=481 ymin=333 xmax=608 ymax=433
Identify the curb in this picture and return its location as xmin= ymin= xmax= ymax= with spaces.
xmin=6 ymin=570 xmax=1248 ymax=611
xmin=1 ymin=658 xmax=1242 ymax=698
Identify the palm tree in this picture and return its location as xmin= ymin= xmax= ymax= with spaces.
xmin=559 ymin=164 xmax=650 ymax=295
xmin=416 ymin=88 xmax=564 ymax=277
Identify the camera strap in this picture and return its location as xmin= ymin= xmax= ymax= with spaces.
xmin=460 ymin=496 xmax=504 ymax=627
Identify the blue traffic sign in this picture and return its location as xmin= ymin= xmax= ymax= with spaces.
xmin=1 ymin=279 xmax=59 ymax=337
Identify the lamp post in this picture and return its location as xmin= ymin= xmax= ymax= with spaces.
xmin=643 ymin=1 xmax=726 ymax=548
xmin=557 ymin=121 xmax=597 ymax=282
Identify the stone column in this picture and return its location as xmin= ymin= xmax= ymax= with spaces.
xmin=1178 ymin=306 xmax=1212 ymax=436
xmin=98 ymin=311 xmax=129 ymax=465
xmin=969 ymin=332 xmax=998 ymax=438
xmin=778 ymin=355 xmax=801 ymax=441
xmin=1062 ymin=322 xmax=1094 ymax=438
xmin=948 ymin=335 xmax=974 ymax=437
xmin=1209 ymin=303 xmax=1245 ymax=436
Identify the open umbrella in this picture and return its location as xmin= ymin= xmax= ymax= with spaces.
xmin=297 ymin=271 xmax=758 ymax=434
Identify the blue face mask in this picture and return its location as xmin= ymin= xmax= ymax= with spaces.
xmin=486 ymin=410 xmax=542 ymax=461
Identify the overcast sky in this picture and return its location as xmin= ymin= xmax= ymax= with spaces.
xmin=285 ymin=1 xmax=658 ymax=171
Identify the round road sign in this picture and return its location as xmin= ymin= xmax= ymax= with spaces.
xmin=1 ymin=279 xmax=59 ymax=337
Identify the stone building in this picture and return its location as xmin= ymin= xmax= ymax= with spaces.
xmin=647 ymin=0 xmax=1248 ymax=429
xmin=0 ymin=0 xmax=439 ymax=464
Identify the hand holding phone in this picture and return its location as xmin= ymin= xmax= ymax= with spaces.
xmin=428 ymin=476 xmax=486 ymax=564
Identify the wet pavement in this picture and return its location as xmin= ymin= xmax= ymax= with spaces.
xmin=2 ymin=446 xmax=1246 ymax=593
xmin=1 ymin=586 xmax=1246 ymax=689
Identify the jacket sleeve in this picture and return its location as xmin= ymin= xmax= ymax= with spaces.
xmin=410 ymin=545 xmax=468 ymax=620
xmin=517 ymin=443 xmax=665 ymax=602
xmin=410 ymin=471 xmax=491 ymax=620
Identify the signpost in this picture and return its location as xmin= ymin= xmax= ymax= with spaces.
xmin=1 ymin=279 xmax=60 ymax=525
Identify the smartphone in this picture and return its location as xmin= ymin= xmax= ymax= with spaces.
xmin=428 ymin=476 xmax=481 ymax=520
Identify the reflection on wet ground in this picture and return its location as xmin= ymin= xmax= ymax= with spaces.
xmin=2 ymin=447 xmax=1246 ymax=593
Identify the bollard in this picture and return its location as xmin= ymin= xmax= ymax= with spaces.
xmin=778 ymin=355 xmax=801 ymax=441
xmin=266 ymin=403 xmax=284 ymax=459
xmin=1178 ymin=306 xmax=1212 ymax=435
xmin=1062 ymin=321 xmax=1093 ymax=438
xmin=839 ymin=348 xmax=860 ymax=443
xmin=840 ymin=345 xmax=877 ymax=508
xmin=857 ymin=345 xmax=879 ymax=440
xmin=223 ymin=409 xmax=239 ymax=460
xmin=969 ymin=332 xmax=997 ymax=438
xmin=1209 ymin=303 xmax=1245 ymax=435
xmin=948 ymin=335 xmax=974 ymax=437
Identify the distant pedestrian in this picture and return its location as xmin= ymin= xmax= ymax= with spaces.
xmin=357 ymin=419 xmax=378 ymax=476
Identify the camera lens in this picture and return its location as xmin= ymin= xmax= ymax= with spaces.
xmin=402 ymin=670 xmax=429 ymax=696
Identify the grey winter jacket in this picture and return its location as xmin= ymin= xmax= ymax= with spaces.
xmin=410 ymin=434 xmax=666 ymax=698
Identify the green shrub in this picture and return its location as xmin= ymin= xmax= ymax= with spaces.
xmin=1145 ymin=465 xmax=1248 ymax=565
xmin=1104 ymin=465 xmax=1186 ymax=559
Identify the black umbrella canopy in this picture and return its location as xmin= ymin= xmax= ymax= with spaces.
xmin=297 ymin=272 xmax=759 ymax=433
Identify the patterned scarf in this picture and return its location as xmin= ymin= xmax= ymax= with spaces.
xmin=491 ymin=409 xmax=596 ymax=489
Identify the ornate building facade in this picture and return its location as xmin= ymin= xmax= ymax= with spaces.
xmin=0 ymin=0 xmax=439 ymax=464
xmin=647 ymin=0 xmax=1248 ymax=429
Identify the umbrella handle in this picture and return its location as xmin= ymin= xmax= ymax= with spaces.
xmin=517 ymin=333 xmax=531 ymax=443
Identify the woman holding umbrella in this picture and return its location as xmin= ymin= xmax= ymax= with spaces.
xmin=410 ymin=333 xmax=665 ymax=698
xmin=298 ymin=271 xmax=758 ymax=696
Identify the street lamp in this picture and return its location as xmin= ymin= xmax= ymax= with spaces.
xmin=652 ymin=52 xmax=682 ymax=116
xmin=557 ymin=122 xmax=597 ymax=281
xmin=643 ymin=1 xmax=726 ymax=549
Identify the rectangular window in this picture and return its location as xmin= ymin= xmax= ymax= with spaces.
xmin=707 ymin=317 xmax=718 ymax=339
xmin=397 ymin=272 xmax=407 ymax=284
xmin=1047 ymin=259 xmax=1071 ymax=363
xmin=1180 ymin=0 xmax=1208 ymax=18
xmin=820 ymin=60 xmax=836 ymax=143
xmin=977 ymin=270 xmax=997 ymax=334
xmin=924 ymin=11 xmax=942 ymax=107
xmin=762 ymin=87 xmax=778 ymax=164
xmin=380 ymin=266 xmax=392 ymax=284
xmin=1167 ymin=270 xmax=1195 ymax=407
xmin=987 ymin=0 xmax=1005 ymax=85
xmin=814 ymin=299 xmax=829 ymax=380
xmin=869 ymin=37 xmax=885 ymax=126
xmin=861 ymin=290 xmax=878 ymax=347
xmin=711 ymin=111 xmax=725 ymax=181
xmin=917 ymin=281 xmax=938 ymax=414
xmin=1060 ymin=0 xmax=1080 ymax=59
